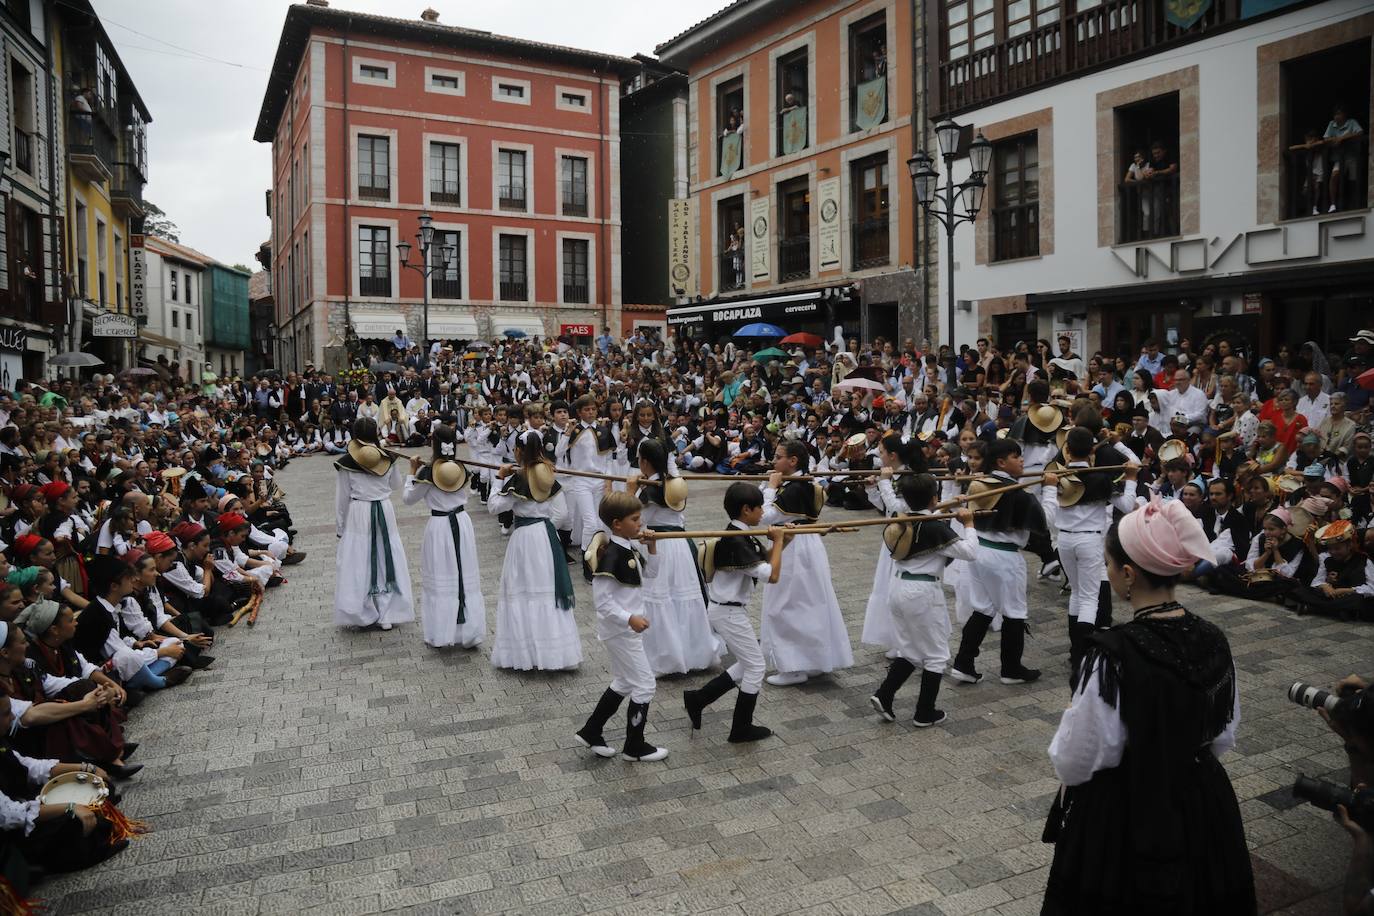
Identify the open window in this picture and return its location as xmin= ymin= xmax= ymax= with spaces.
xmin=717 ymin=195 xmax=746 ymax=292
xmin=849 ymin=13 xmax=887 ymax=132
xmin=1280 ymin=39 xmax=1370 ymax=219
xmin=717 ymin=77 xmax=745 ymax=178
xmin=1115 ymin=92 xmax=1180 ymax=244
xmin=776 ymin=48 xmax=808 ymax=156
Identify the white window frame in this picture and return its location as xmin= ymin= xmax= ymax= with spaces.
xmin=351 ymin=216 xmax=400 ymax=302
xmin=350 ymin=125 xmax=399 ymax=207
xmin=428 ymin=220 xmax=470 ymax=302
xmin=491 ymin=76 xmax=531 ymax=106
xmin=423 ymin=133 xmax=468 ymax=210
xmin=555 ymin=85 xmax=591 ymax=113
xmin=424 ymin=66 xmax=466 ymax=96
xmin=492 ymin=227 xmax=535 ymax=304
xmin=555 ymin=231 xmax=597 ymax=306
xmin=491 ymin=141 xmax=535 ymax=215
xmin=352 ymin=56 xmax=395 ymax=88
xmin=556 ymin=149 xmax=595 ymax=219
xmin=767 ymin=32 xmax=818 ymax=163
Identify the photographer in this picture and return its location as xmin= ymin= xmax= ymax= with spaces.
xmin=1316 ymin=675 xmax=1374 ymax=915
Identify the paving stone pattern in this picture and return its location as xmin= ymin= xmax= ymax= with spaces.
xmin=41 ymin=453 xmax=1359 ymax=914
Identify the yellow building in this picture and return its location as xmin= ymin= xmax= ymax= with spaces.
xmin=51 ymin=0 xmax=151 ymax=371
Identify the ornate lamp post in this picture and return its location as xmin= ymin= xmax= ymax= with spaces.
xmin=396 ymin=212 xmax=455 ymax=363
xmin=908 ymin=120 xmax=992 ymax=351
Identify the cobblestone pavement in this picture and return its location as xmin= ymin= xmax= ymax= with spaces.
xmin=41 ymin=452 xmax=1359 ymax=915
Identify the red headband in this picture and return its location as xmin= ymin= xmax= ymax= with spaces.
xmin=215 ymin=512 xmax=247 ymax=533
xmin=143 ymin=531 xmax=175 ymax=554
xmin=39 ymin=481 xmax=70 ymax=501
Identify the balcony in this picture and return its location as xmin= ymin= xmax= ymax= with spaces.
xmin=778 ymin=237 xmax=810 ymax=282
xmin=1284 ymin=133 xmax=1369 ymax=220
xmin=1117 ymin=173 xmax=1180 ymax=244
xmin=112 ymin=161 xmax=146 ymax=220
xmin=937 ymin=0 xmax=1248 ymax=115
xmin=719 ymin=250 xmax=746 ymax=292
xmin=431 ymin=277 xmax=462 ymax=299
xmin=429 ymin=184 xmax=461 ymax=206
xmin=992 ymin=202 xmax=1039 ymax=261
xmin=563 ymin=283 xmax=589 ymax=304
xmin=499 ymin=279 xmax=527 ymax=301
xmin=12 ymin=129 xmax=32 ymax=175
xmin=851 ymin=218 xmax=889 ymax=269
xmin=562 ymin=198 xmax=588 ymax=217
xmin=498 ymin=185 xmax=527 ymax=211
xmin=359 ymin=275 xmax=391 ymax=297
xmin=67 ymin=108 xmax=115 ymax=184
xmin=357 ymin=182 xmax=390 ymax=202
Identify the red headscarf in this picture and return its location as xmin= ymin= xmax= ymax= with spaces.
xmin=170 ymin=521 xmax=206 ymax=544
xmin=12 ymin=533 xmax=43 ymax=558
xmin=215 ymin=512 xmax=247 ymax=534
xmin=38 ymin=481 xmax=70 ymax=502
xmin=144 ymin=531 xmax=176 ymax=555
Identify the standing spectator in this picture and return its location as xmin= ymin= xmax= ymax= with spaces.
xmin=1298 ymin=371 xmax=1332 ymax=432
xmin=1323 ymin=103 xmax=1364 ymax=213
xmin=391 ymin=328 xmax=411 ymax=353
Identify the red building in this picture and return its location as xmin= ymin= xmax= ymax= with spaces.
xmin=254 ymin=2 xmax=638 ymax=369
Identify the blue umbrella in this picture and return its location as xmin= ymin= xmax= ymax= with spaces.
xmin=502 ymin=328 xmax=528 ymax=338
xmin=733 ymin=322 xmax=786 ymax=338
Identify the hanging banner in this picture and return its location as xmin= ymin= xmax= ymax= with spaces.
xmin=817 ymin=177 xmax=841 ymax=271
xmin=667 ymin=198 xmax=698 ymax=298
xmin=855 ymin=78 xmax=887 ymax=131
xmin=129 ymin=235 xmax=147 ymax=322
xmin=749 ymin=196 xmax=770 ymax=283
xmin=1165 ymin=0 xmax=1213 ymax=28
xmin=781 ymin=107 xmax=808 ymax=155
xmin=719 ymin=132 xmax=743 ymax=179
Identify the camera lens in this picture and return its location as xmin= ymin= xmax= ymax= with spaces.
xmin=1288 ymin=682 xmax=1338 ymax=713
xmin=1292 ymin=774 xmax=1355 ymax=813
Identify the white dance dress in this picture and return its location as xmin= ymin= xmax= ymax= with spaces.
xmin=333 ymin=458 xmax=415 ymax=628
xmin=403 ymin=471 xmax=487 ymax=648
xmin=638 ymin=480 xmax=722 ymax=675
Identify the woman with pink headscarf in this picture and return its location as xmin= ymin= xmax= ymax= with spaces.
xmin=1041 ymin=497 xmax=1255 ymax=915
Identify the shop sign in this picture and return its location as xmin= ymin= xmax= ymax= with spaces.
xmin=0 ymin=326 xmax=26 ymax=352
xmin=817 ymin=177 xmax=841 ymax=271
xmin=1242 ymin=293 xmax=1263 ymax=314
xmin=93 ymin=313 xmax=138 ymax=338
xmin=561 ymin=324 xmax=594 ymax=336
xmin=667 ymin=198 xmax=697 ymax=298
xmin=129 ymin=235 xmax=148 ymax=321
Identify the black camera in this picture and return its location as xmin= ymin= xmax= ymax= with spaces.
xmin=1288 ymin=681 xmax=1371 ymax=724
xmin=1292 ymin=775 xmax=1374 ymax=833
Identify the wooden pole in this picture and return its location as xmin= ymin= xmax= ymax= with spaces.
xmin=638 ymin=509 xmax=991 ymax=539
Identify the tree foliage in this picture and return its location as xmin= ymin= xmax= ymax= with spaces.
xmin=142 ymin=201 xmax=180 ymax=243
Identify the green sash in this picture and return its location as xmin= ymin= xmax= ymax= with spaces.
xmin=368 ymin=501 xmax=399 ymax=597
xmin=514 ymin=516 xmax=575 ymax=610
xmin=433 ymin=508 xmax=467 ymax=624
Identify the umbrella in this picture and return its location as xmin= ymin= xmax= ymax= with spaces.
xmin=461 ymin=352 xmax=483 ymax=361
xmin=752 ymin=347 xmax=788 ymax=362
xmin=733 ymin=322 xmax=786 ymax=338
xmin=503 ymin=328 xmax=528 ymax=338
xmin=833 ymin=377 xmax=886 ymax=393
xmin=1358 ymin=367 xmax=1374 ymax=391
xmin=119 ymin=367 xmax=158 ymax=378
xmin=49 ymin=351 xmax=103 ymax=368
xmin=370 ymin=361 xmax=403 ymax=374
xmin=780 ymin=332 xmax=823 ymax=348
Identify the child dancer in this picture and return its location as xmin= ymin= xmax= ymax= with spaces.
xmin=861 ymin=434 xmax=919 ymax=657
xmin=870 ymin=474 xmax=978 ymax=726
xmin=403 ymin=425 xmax=487 ymax=649
xmin=761 ymin=441 xmax=853 ymax=686
xmin=332 ymin=418 xmax=414 ymax=632
xmin=562 ymin=395 xmax=609 ymax=554
xmin=681 ymin=482 xmax=785 ymax=742
xmin=629 ymin=439 xmax=720 ymax=675
xmin=574 ymin=492 xmax=667 ymax=762
xmin=488 ymin=431 xmax=581 ymax=670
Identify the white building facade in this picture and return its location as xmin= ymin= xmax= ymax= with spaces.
xmin=931 ymin=0 xmax=1373 ymax=363
xmin=141 ymin=237 xmax=205 ymax=380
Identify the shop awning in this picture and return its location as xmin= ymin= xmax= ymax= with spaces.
xmin=350 ymin=310 xmax=409 ymax=338
xmin=137 ymin=329 xmax=182 ymax=349
xmin=666 ymin=290 xmax=828 ymax=328
xmin=490 ymin=313 xmax=547 ymax=338
xmin=426 ymin=312 xmax=479 ymax=339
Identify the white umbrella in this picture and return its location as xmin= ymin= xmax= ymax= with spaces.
xmin=833 ymin=377 xmax=886 ymax=393
xmin=49 ymin=351 xmax=103 ymax=368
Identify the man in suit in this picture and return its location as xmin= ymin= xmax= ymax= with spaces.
xmin=432 ymin=384 xmax=457 ymax=425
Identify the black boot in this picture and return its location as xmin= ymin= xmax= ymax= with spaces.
xmin=728 ymin=691 xmax=773 ymax=743
xmin=999 ymin=618 xmax=1041 ymax=685
xmin=684 ymin=672 xmax=737 ymax=729
xmin=869 ymin=658 xmax=916 ymax=722
xmin=913 ymin=670 xmax=947 ymax=727
xmin=574 ymin=688 xmax=625 ymax=758
xmin=621 ymin=701 xmax=667 ymax=761
xmin=950 ymin=612 xmax=993 ymax=684
xmin=559 ymin=528 xmax=578 ymax=563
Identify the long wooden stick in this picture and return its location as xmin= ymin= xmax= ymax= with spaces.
xmin=639 ymin=509 xmax=991 ymax=539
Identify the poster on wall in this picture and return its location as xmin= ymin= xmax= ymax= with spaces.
xmin=1054 ymin=328 xmax=1083 ymax=359
xmin=817 ymin=177 xmax=841 ymax=271
xmin=0 ymin=326 xmax=25 ymax=391
xmin=749 ymin=196 xmax=770 ymax=283
xmin=667 ymin=198 xmax=698 ymax=298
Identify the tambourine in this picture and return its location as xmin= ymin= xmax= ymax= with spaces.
xmin=1157 ymin=439 xmax=1188 ymax=463
xmin=39 ymin=770 xmax=110 ymax=806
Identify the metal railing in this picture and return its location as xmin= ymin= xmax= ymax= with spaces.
xmin=778 ymin=236 xmax=810 ymax=281
xmin=499 ymin=279 xmax=527 ymax=301
xmin=112 ymin=161 xmax=144 ymax=211
xmin=357 ymin=181 xmax=390 ymax=201
xmin=431 ymin=277 xmax=462 ymax=299
xmin=991 ymin=202 xmax=1039 ymax=260
xmin=563 ymin=283 xmax=589 ymax=304
xmin=719 ymin=251 xmax=746 ymax=292
xmin=1117 ymin=172 xmax=1180 ymax=244
xmin=562 ymin=198 xmax=588 ymax=217
xmin=429 ymin=183 xmax=461 ymax=206
xmin=66 ymin=109 xmax=116 ymax=173
xmin=359 ymin=275 xmax=391 ymax=297
xmin=851 ymin=218 xmax=889 ymax=268
xmin=498 ymin=186 xmax=527 ymax=210
xmin=12 ymin=129 xmax=32 ymax=174
xmin=1283 ymin=132 xmax=1368 ymax=219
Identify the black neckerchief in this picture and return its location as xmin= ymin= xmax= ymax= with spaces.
xmin=591 ymin=538 xmax=642 ymax=587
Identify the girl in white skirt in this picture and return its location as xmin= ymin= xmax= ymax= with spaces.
xmin=862 ymin=434 xmax=920 ymax=656
xmin=488 ymin=430 xmax=582 ymax=671
xmin=628 ymin=439 xmax=721 ymax=675
xmin=403 ymin=425 xmax=487 ymax=649
xmin=761 ymin=440 xmax=854 ymax=686
xmin=604 ymin=400 xmax=631 ymax=492
xmin=332 ymin=418 xmax=415 ymax=631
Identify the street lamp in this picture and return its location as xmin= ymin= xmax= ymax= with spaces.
xmin=908 ymin=123 xmax=990 ymax=351
xmin=396 ymin=211 xmax=450 ymax=362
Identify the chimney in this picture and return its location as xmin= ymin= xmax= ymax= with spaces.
xmin=305 ymin=0 xmax=329 ymax=6
xmin=420 ymin=7 xmax=439 ymax=22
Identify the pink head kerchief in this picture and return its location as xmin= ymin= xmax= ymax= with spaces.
xmin=1117 ymin=495 xmax=1214 ymax=576
xmin=1267 ymin=506 xmax=1293 ymax=527
xmin=1299 ymin=496 xmax=1331 ymax=517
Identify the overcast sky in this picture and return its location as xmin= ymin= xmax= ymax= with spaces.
xmin=93 ymin=0 xmax=721 ymax=269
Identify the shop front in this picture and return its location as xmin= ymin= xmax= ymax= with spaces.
xmin=666 ymin=286 xmax=853 ymax=344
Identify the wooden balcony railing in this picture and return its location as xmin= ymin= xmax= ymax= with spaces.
xmin=1283 ymin=133 xmax=1368 ymax=219
xmin=1117 ymin=173 xmax=1180 ymax=244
